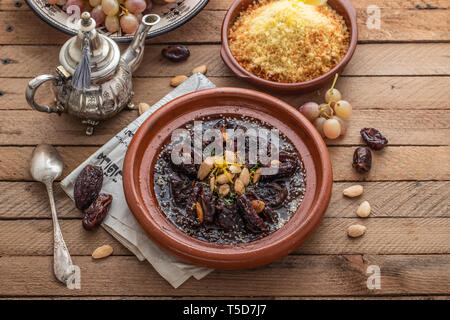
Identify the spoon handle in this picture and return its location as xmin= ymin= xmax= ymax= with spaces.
xmin=45 ymin=182 xmax=77 ymax=287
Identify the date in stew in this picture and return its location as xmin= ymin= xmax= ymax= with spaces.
xmin=153 ymin=117 xmax=306 ymax=244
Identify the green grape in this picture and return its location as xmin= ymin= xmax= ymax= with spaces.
xmin=334 ymin=100 xmax=352 ymax=119
xmin=323 ymin=118 xmax=341 ymax=139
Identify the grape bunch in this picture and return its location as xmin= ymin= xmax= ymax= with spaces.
xmin=46 ymin=0 xmax=154 ymax=35
xmin=298 ymin=74 xmax=352 ymax=140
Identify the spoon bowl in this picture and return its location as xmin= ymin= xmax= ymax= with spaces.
xmin=30 ymin=144 xmax=63 ymax=183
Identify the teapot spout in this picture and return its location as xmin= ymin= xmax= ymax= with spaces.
xmin=121 ymin=14 xmax=160 ymax=72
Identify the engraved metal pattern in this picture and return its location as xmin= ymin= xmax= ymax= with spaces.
xmin=26 ymin=14 xmax=161 ymax=135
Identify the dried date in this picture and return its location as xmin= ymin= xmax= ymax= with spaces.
xmin=352 ymin=147 xmax=372 ymax=173
xmin=237 ymin=194 xmax=269 ymax=233
xmin=261 ymin=206 xmax=278 ymax=224
xmin=74 ymin=165 xmax=103 ymax=210
xmin=82 ymin=193 xmax=113 ymax=230
xmin=199 ymin=187 xmax=215 ymax=224
xmin=360 ymin=128 xmax=388 ymax=150
xmin=161 ymin=45 xmax=190 ymax=62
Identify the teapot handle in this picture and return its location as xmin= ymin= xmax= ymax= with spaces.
xmin=26 ymin=75 xmax=60 ymax=113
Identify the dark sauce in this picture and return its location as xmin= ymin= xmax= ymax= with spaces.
xmin=153 ymin=116 xmax=306 ymax=244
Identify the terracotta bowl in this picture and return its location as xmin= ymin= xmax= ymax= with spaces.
xmin=221 ymin=0 xmax=358 ymax=93
xmin=123 ymin=87 xmax=333 ymax=270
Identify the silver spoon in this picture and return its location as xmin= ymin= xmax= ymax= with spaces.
xmin=30 ymin=144 xmax=77 ymax=287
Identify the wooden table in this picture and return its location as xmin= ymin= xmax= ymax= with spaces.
xmin=0 ymin=0 xmax=449 ymax=299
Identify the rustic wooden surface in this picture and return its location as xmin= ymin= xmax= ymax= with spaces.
xmin=0 ymin=0 xmax=449 ymax=299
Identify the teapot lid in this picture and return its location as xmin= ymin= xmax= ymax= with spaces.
xmin=59 ymin=13 xmax=120 ymax=82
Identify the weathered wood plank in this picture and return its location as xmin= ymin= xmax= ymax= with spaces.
xmin=1 ymin=109 xmax=448 ymax=146
xmin=0 ymin=0 xmax=27 ymax=11
xmin=2 ymin=76 xmax=450 ymax=111
xmin=0 ymin=218 xmax=448 ymax=256
xmin=2 ymin=295 xmax=450 ymax=300
xmin=1 ymin=44 xmax=450 ymax=78
xmin=1 ymin=1 xmax=449 ymax=43
xmin=1 ymin=146 xmax=449 ymax=181
xmin=3 ymin=0 xmax=450 ymax=12
xmin=0 ymin=255 xmax=449 ymax=296
xmin=1 ymin=181 xmax=447 ymax=219
xmin=0 ymin=11 xmax=225 ymax=44
xmin=204 ymin=0 xmax=450 ymax=11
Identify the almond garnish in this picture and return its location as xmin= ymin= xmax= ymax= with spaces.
xmin=251 ymin=200 xmax=265 ymax=214
xmin=240 ymin=167 xmax=250 ymax=186
xmin=196 ymin=202 xmax=204 ymax=223
xmin=218 ymin=184 xmax=231 ymax=196
xmin=252 ymin=168 xmax=261 ymax=183
xmin=197 ymin=156 xmax=215 ymax=180
xmin=234 ymin=178 xmax=245 ymax=195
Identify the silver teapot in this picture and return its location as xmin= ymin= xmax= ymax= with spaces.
xmin=26 ymin=12 xmax=160 ymax=135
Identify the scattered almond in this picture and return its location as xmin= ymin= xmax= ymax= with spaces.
xmin=218 ymin=184 xmax=231 ymax=196
xmin=92 ymin=245 xmax=113 ymax=259
xmin=343 ymin=185 xmax=364 ymax=198
xmin=170 ymin=75 xmax=188 ymax=87
xmin=347 ymin=224 xmax=367 ymax=238
xmin=196 ymin=202 xmax=204 ymax=223
xmin=357 ymin=201 xmax=371 ymax=218
xmin=251 ymin=200 xmax=265 ymax=214
xmin=217 ymin=173 xmax=234 ymax=184
xmin=192 ymin=64 xmax=207 ymax=75
xmin=234 ymin=178 xmax=245 ymax=195
xmin=239 ymin=167 xmax=250 ymax=186
xmin=138 ymin=102 xmax=150 ymax=115
xmin=197 ymin=156 xmax=215 ymax=180
xmin=252 ymin=168 xmax=261 ymax=183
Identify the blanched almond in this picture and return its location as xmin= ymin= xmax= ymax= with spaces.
xmin=192 ymin=64 xmax=207 ymax=75
xmin=343 ymin=185 xmax=364 ymax=198
xmin=347 ymin=224 xmax=367 ymax=238
xmin=218 ymin=184 xmax=230 ymax=196
xmin=209 ymin=175 xmax=215 ymax=192
xmin=217 ymin=173 xmax=234 ymax=184
xmin=138 ymin=102 xmax=150 ymax=115
xmin=239 ymin=167 xmax=250 ymax=186
xmin=197 ymin=156 xmax=215 ymax=180
xmin=229 ymin=165 xmax=242 ymax=174
xmin=170 ymin=75 xmax=188 ymax=87
xmin=196 ymin=202 xmax=203 ymax=223
xmin=251 ymin=200 xmax=265 ymax=214
xmin=92 ymin=245 xmax=113 ymax=259
xmin=234 ymin=178 xmax=245 ymax=195
xmin=252 ymin=168 xmax=261 ymax=183
xmin=357 ymin=201 xmax=371 ymax=218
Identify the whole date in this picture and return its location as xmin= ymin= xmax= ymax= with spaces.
xmin=161 ymin=45 xmax=190 ymax=62
xmin=353 ymin=146 xmax=372 ymax=173
xmin=360 ymin=128 xmax=388 ymax=150
xmin=82 ymin=193 xmax=113 ymax=230
xmin=74 ymin=165 xmax=103 ymax=210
